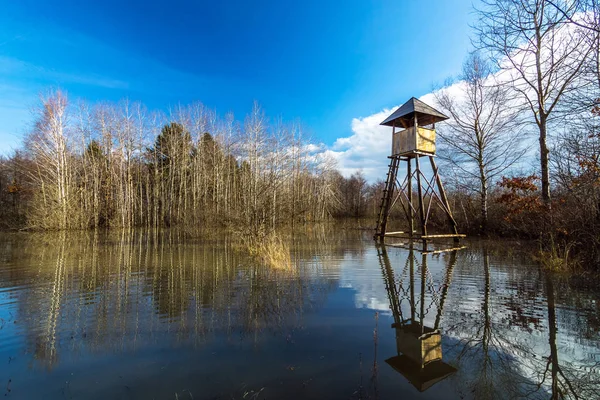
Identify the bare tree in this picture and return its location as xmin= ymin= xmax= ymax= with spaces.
xmin=546 ymin=0 xmax=600 ymax=33
xmin=476 ymin=0 xmax=595 ymax=204
xmin=25 ymin=90 xmax=75 ymax=229
xmin=435 ymin=52 xmax=525 ymax=232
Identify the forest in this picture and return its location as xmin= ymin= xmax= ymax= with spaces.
xmin=0 ymin=0 xmax=599 ymax=269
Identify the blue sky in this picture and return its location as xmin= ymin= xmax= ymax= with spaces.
xmin=0 ymin=0 xmax=476 ymax=170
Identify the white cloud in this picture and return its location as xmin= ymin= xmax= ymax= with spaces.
xmin=322 ymin=108 xmax=397 ymax=182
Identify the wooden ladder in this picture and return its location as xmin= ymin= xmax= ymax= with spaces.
xmin=374 ymin=156 xmax=400 ymax=240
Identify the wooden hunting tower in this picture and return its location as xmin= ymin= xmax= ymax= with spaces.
xmin=374 ymin=97 xmax=464 ymax=244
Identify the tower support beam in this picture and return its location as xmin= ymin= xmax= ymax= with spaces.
xmin=374 ymin=154 xmax=462 ymax=242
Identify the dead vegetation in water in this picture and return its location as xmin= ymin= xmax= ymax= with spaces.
xmin=241 ymin=231 xmax=294 ymax=271
xmin=534 ymin=236 xmax=582 ymax=273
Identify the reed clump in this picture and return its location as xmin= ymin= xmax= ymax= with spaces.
xmin=243 ymin=231 xmax=293 ymax=270
xmin=534 ymin=237 xmax=581 ymax=272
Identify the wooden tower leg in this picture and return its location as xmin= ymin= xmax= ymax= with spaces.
xmin=407 ymin=158 xmax=414 ymax=239
xmin=414 ymin=155 xmax=427 ymax=247
xmin=434 ymin=250 xmax=457 ymax=330
xmin=409 ymin=243 xmax=415 ymax=322
xmin=429 ymin=156 xmax=460 ymax=242
xmin=377 ymin=245 xmax=401 ymax=326
xmin=420 ymin=251 xmax=427 ymax=335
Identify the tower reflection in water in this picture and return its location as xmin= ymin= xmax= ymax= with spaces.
xmin=377 ymin=244 xmax=459 ymax=392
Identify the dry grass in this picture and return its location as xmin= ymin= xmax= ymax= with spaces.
xmin=534 ymin=238 xmax=581 ymax=272
xmin=244 ymin=231 xmax=294 ymax=270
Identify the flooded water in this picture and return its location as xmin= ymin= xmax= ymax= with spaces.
xmin=0 ymin=230 xmax=598 ymax=399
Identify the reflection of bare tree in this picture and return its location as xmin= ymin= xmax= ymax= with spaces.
xmin=232 ymin=262 xmax=334 ymax=338
xmin=444 ymin=248 xmax=537 ymax=399
xmin=377 ymin=244 xmax=457 ymax=392
xmin=525 ymin=274 xmax=600 ymax=399
xmin=33 ymin=233 xmax=67 ymax=369
xmin=8 ymin=229 xmax=343 ymax=370
xmin=442 ymin=245 xmax=600 ymax=400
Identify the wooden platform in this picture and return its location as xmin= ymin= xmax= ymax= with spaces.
xmin=385 ymin=242 xmax=467 ymax=254
xmin=384 ymin=231 xmax=466 ymax=240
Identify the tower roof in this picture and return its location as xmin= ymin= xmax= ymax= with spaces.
xmin=380 ymin=97 xmax=449 ymax=127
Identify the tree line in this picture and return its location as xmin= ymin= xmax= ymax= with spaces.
xmin=0 ymin=94 xmax=374 ymax=233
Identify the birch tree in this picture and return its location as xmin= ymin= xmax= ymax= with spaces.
xmin=25 ymin=91 xmax=74 ymax=229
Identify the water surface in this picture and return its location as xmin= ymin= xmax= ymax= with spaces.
xmin=0 ymin=230 xmax=598 ymax=399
